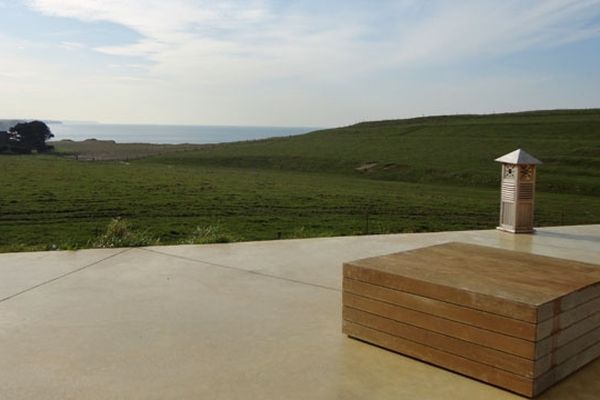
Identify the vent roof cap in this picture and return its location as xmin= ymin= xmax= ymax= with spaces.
xmin=495 ymin=149 xmax=542 ymax=165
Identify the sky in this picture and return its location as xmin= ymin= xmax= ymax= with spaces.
xmin=1 ymin=0 xmax=600 ymax=127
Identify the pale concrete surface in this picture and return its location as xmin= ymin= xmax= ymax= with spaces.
xmin=1 ymin=225 xmax=599 ymax=400
xmin=0 ymin=248 xmax=125 ymax=301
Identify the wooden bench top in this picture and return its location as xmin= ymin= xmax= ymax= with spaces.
xmin=344 ymin=242 xmax=600 ymax=321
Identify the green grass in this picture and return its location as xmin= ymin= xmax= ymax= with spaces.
xmin=1 ymin=109 xmax=599 ymax=252
xmin=51 ymin=139 xmax=205 ymax=161
xmin=150 ymin=109 xmax=600 ymax=196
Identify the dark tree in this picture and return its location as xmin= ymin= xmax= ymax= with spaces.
xmin=0 ymin=131 xmax=9 ymax=153
xmin=9 ymin=121 xmax=54 ymax=153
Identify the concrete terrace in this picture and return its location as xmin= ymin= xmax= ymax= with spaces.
xmin=1 ymin=225 xmax=599 ymax=399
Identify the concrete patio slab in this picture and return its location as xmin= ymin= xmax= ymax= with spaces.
xmin=0 ymin=248 xmax=126 ymax=301
xmin=1 ymin=225 xmax=599 ymax=399
xmin=149 ymin=225 xmax=600 ymax=291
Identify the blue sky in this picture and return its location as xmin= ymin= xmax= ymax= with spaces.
xmin=1 ymin=0 xmax=600 ymax=126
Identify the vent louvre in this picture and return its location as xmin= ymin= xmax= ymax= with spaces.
xmin=501 ymin=202 xmax=513 ymax=226
xmin=517 ymin=203 xmax=533 ymax=228
xmin=519 ymin=183 xmax=534 ymax=201
xmin=501 ymin=182 xmax=516 ymax=202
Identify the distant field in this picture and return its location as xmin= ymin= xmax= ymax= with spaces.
xmin=1 ymin=109 xmax=599 ymax=252
xmin=51 ymin=139 xmax=205 ymax=161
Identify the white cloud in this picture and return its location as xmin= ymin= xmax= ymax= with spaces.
xmin=59 ymin=41 xmax=84 ymax=50
xmin=27 ymin=1 xmax=268 ymax=38
xmin=26 ymin=1 xmax=600 ymax=74
xmin=390 ymin=0 xmax=600 ymax=65
xmin=9 ymin=0 xmax=600 ymax=125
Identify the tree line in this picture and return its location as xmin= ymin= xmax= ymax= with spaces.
xmin=0 ymin=121 xmax=54 ymax=154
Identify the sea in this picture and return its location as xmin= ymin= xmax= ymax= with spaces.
xmin=47 ymin=122 xmax=318 ymax=144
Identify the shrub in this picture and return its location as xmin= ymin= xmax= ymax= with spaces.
xmin=182 ymin=224 xmax=238 ymax=244
xmin=92 ymin=218 xmax=158 ymax=248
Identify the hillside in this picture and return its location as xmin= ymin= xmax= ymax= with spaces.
xmin=147 ymin=109 xmax=600 ymax=196
xmin=1 ymin=109 xmax=599 ymax=252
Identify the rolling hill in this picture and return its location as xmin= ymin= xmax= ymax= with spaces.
xmin=1 ymin=109 xmax=599 ymax=252
xmin=146 ymin=109 xmax=600 ymax=196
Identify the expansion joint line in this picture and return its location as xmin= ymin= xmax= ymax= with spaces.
xmin=0 ymin=248 xmax=132 ymax=305
xmin=141 ymin=247 xmax=341 ymax=293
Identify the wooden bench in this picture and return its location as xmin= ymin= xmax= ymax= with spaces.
xmin=342 ymin=242 xmax=600 ymax=397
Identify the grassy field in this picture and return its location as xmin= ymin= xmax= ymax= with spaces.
xmin=51 ymin=139 xmax=205 ymax=161
xmin=1 ymin=109 xmax=599 ymax=252
xmin=150 ymin=109 xmax=600 ymax=196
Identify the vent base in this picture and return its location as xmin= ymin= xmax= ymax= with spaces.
xmin=497 ymin=226 xmax=536 ymax=234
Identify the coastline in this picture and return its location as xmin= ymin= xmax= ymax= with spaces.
xmin=47 ymin=122 xmax=317 ymax=145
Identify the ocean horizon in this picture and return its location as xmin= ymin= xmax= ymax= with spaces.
xmin=48 ymin=122 xmax=319 ymax=145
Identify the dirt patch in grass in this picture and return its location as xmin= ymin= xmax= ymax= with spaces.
xmin=355 ymin=162 xmax=378 ymax=172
